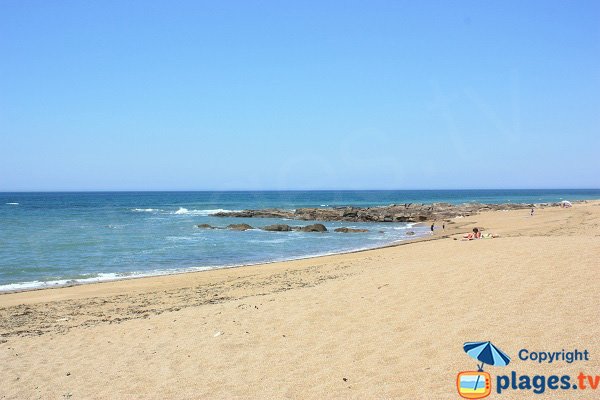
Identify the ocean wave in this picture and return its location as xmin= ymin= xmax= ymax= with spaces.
xmin=106 ymin=224 xmax=125 ymax=229
xmin=132 ymin=207 xmax=235 ymax=216
xmin=248 ymin=238 xmax=291 ymax=244
xmin=6 ymin=202 xmax=19 ymax=205
xmin=173 ymin=207 xmax=238 ymax=216
xmin=0 ymin=267 xmax=219 ymax=293
xmin=0 ymin=272 xmax=121 ymax=292
xmin=392 ymin=223 xmax=418 ymax=230
xmin=165 ymin=236 xmax=204 ymax=242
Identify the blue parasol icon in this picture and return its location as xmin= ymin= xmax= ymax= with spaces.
xmin=464 ymin=341 xmax=511 ymax=370
xmin=463 ymin=341 xmax=511 ymax=392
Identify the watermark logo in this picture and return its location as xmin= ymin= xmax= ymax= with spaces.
xmin=457 ymin=341 xmax=511 ymax=399
xmin=456 ymin=343 xmax=598 ymax=396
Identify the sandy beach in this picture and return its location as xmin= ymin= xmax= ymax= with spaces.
xmin=1 ymin=201 xmax=599 ymax=399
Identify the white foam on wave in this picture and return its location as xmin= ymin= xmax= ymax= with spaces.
xmin=6 ymin=202 xmax=19 ymax=205
xmin=173 ymin=207 xmax=238 ymax=216
xmin=248 ymin=238 xmax=291 ymax=244
xmin=0 ymin=272 xmax=121 ymax=292
xmin=392 ymin=222 xmax=418 ymax=230
xmin=165 ymin=236 xmax=204 ymax=242
xmin=106 ymin=224 xmax=125 ymax=229
xmin=0 ymin=266 xmax=223 ymax=293
xmin=135 ymin=207 xmax=233 ymax=215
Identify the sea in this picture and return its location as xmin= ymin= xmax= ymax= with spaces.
xmin=1 ymin=189 xmax=599 ymax=292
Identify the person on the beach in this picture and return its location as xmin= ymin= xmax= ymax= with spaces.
xmin=430 ymin=223 xmax=434 ymax=232
xmin=443 ymin=223 xmax=445 ymax=230
xmin=531 ymin=208 xmax=534 ymax=216
xmin=464 ymin=227 xmax=481 ymax=240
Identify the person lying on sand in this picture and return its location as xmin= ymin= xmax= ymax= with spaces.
xmin=463 ymin=227 xmax=499 ymax=240
xmin=464 ymin=227 xmax=481 ymax=240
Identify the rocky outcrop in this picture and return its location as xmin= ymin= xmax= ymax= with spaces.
xmin=226 ymin=223 xmax=254 ymax=231
xmin=196 ymin=224 xmax=215 ymax=229
xmin=299 ymin=223 xmax=327 ymax=232
xmin=212 ymin=202 xmax=546 ymax=223
xmin=262 ymin=224 xmax=293 ymax=232
xmin=334 ymin=227 xmax=369 ymax=233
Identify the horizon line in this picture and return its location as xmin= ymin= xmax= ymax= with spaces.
xmin=1 ymin=188 xmax=600 ymax=194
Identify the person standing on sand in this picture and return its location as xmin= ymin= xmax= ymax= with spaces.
xmin=430 ymin=223 xmax=435 ymax=232
xmin=531 ymin=208 xmax=535 ymax=216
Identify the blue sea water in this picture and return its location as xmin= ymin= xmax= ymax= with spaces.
xmin=1 ymin=190 xmax=599 ymax=291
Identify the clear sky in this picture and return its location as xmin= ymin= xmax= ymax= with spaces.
xmin=1 ymin=1 xmax=599 ymax=191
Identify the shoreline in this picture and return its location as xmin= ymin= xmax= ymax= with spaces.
xmin=0 ymin=199 xmax=569 ymax=295
xmin=0 ymin=221 xmax=449 ymax=296
xmin=0 ymin=218 xmax=477 ymax=307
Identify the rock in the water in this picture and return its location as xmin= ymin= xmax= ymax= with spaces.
xmin=405 ymin=231 xmax=416 ymax=236
xmin=262 ymin=224 xmax=292 ymax=232
xmin=300 ymin=223 xmax=327 ymax=232
xmin=196 ymin=224 xmax=215 ymax=229
xmin=334 ymin=227 xmax=368 ymax=233
xmin=227 ymin=223 xmax=254 ymax=231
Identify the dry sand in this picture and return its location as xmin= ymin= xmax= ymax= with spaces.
xmin=1 ymin=201 xmax=599 ymax=399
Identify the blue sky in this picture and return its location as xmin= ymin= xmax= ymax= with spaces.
xmin=1 ymin=1 xmax=599 ymax=191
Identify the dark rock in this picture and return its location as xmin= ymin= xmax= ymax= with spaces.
xmin=300 ymin=223 xmax=327 ymax=232
xmin=405 ymin=231 xmax=416 ymax=236
xmin=262 ymin=224 xmax=292 ymax=232
xmin=334 ymin=227 xmax=369 ymax=233
xmin=226 ymin=224 xmax=254 ymax=231
xmin=196 ymin=224 xmax=215 ymax=229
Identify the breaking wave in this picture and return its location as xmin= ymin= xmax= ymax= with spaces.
xmin=173 ymin=207 xmax=237 ymax=216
